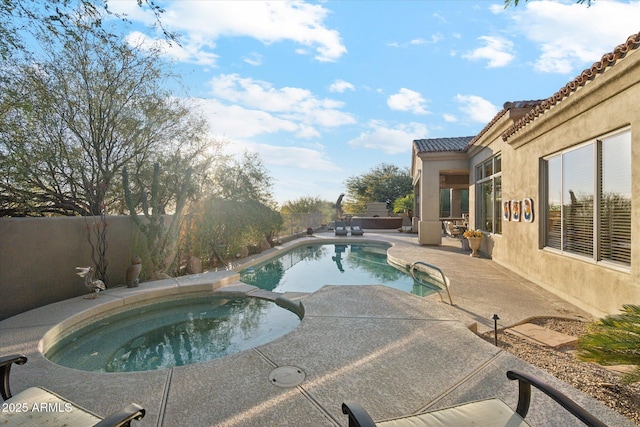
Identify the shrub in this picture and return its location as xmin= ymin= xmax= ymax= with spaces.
xmin=181 ymin=197 xmax=282 ymax=269
xmin=577 ymin=304 xmax=640 ymax=384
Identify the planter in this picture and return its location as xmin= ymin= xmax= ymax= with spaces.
xmin=466 ymin=237 xmax=483 ymax=257
xmin=126 ymin=256 xmax=142 ymax=287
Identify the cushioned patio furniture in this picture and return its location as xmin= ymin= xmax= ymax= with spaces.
xmin=443 ymin=220 xmax=464 ymax=238
xmin=1 ymin=354 xmax=146 ymax=427
xmin=350 ymin=225 xmax=364 ymax=236
xmin=342 ymin=370 xmax=607 ymax=427
xmin=335 ymin=221 xmax=348 ymax=236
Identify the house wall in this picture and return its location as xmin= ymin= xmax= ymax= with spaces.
xmin=466 ymin=113 xmax=513 ymax=262
xmin=481 ymin=47 xmax=640 ymax=317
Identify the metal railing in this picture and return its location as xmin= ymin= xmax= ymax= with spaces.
xmin=409 ymin=261 xmax=454 ymax=305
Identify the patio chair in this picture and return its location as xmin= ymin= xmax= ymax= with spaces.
xmin=335 ymin=221 xmax=348 ymax=236
xmin=1 ymin=354 xmax=146 ymax=427
xmin=342 ymin=369 xmax=607 ymax=427
xmin=350 ymin=225 xmax=364 ymax=236
xmin=444 ymin=220 xmax=464 ymax=238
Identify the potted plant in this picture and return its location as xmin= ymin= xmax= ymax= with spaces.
xmin=463 ymin=229 xmax=484 ymax=257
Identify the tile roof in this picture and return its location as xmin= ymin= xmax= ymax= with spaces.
xmin=413 ymin=136 xmax=475 ymax=153
xmin=502 ymin=31 xmax=640 ymax=141
xmin=465 ymin=99 xmax=545 ymax=148
xmin=412 ymin=33 xmax=640 ymax=154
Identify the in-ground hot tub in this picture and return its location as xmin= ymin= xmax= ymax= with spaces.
xmin=43 ymin=292 xmax=302 ymax=372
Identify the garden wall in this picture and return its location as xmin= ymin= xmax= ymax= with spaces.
xmin=351 ymin=217 xmax=403 ymax=229
xmin=0 ymin=216 xmax=139 ymax=320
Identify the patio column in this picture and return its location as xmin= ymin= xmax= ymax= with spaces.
xmin=451 ymin=189 xmax=462 ymax=218
xmin=418 ymin=165 xmax=442 ymax=245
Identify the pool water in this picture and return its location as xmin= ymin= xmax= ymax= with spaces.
xmin=240 ymin=243 xmax=438 ymax=296
xmin=45 ymin=295 xmax=301 ymax=372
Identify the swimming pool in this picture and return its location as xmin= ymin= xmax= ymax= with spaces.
xmin=240 ymin=242 xmax=438 ymax=296
xmin=44 ymin=294 xmax=301 ymax=372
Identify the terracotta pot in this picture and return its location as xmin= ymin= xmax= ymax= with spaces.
xmin=467 ymin=237 xmax=483 ymax=257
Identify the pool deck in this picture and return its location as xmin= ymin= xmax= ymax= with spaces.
xmin=0 ymin=230 xmax=635 ymax=426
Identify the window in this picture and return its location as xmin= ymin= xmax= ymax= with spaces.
xmin=440 ymin=189 xmax=469 ymax=218
xmin=439 ymin=189 xmax=451 ymax=217
xmin=476 ymin=154 xmax=501 ymax=234
xmin=544 ymin=130 xmax=631 ymax=266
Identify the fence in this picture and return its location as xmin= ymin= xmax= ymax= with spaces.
xmin=277 ymin=212 xmax=324 ymax=238
xmin=0 ymin=212 xmax=323 ymax=320
xmin=0 ymin=216 xmax=138 ymax=320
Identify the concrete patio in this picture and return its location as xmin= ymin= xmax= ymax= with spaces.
xmin=0 ymin=231 xmax=634 ymax=426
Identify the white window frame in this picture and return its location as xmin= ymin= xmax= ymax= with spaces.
xmin=475 ymin=154 xmax=502 ymax=235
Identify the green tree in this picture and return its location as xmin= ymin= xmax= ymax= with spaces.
xmin=577 ymin=304 xmax=640 ymax=385
xmin=212 ymin=151 xmax=275 ymax=206
xmin=393 ymin=193 xmax=414 ymax=217
xmin=280 ymin=196 xmax=333 ymax=231
xmin=184 ymin=198 xmax=282 ymax=269
xmin=281 ymin=196 xmax=332 ymax=218
xmin=0 ymin=22 xmax=192 ymax=216
xmin=0 ymin=13 xmax=217 ymax=284
xmin=123 ymin=163 xmax=192 ymax=278
xmin=115 ymin=118 xmax=226 ymax=216
xmin=344 ymin=164 xmax=412 ymax=214
xmin=0 ymin=0 xmax=173 ymax=61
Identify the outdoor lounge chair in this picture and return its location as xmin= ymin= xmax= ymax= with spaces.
xmin=342 ymin=369 xmax=607 ymax=427
xmin=350 ymin=225 xmax=364 ymax=236
xmin=1 ymin=354 xmax=146 ymax=426
xmin=335 ymin=221 xmax=348 ymax=236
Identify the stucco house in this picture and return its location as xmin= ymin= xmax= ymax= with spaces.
xmin=411 ymin=32 xmax=640 ymax=317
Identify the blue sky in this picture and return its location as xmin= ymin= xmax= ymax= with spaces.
xmin=109 ymin=0 xmax=640 ymax=206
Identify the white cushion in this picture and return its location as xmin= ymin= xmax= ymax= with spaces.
xmin=1 ymin=386 xmax=102 ymax=427
xmin=377 ymin=399 xmax=530 ymax=427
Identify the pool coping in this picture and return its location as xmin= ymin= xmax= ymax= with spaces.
xmin=0 ymin=231 xmax=635 ymax=426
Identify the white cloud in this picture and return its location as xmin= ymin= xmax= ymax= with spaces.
xmin=125 ymin=31 xmax=219 ymax=66
xmin=329 ymin=79 xmax=355 ymax=93
xmin=509 ymin=1 xmax=640 ymax=74
xmin=191 ymin=75 xmax=356 ymax=141
xmin=347 ymin=121 xmax=428 ymax=154
xmin=214 ymin=136 xmax=341 ymax=173
xmin=116 ymin=1 xmax=347 ymax=64
xmin=489 ymin=4 xmax=505 ymax=15
xmin=455 ymin=94 xmax=500 ymax=123
xmin=243 ymin=53 xmax=263 ymax=66
xmin=462 ymin=36 xmax=515 ymax=68
xmin=209 ymin=74 xmax=356 ymax=129
xmin=387 ymin=88 xmax=429 ymax=115
xmin=410 ymin=34 xmax=443 ymax=45
xmin=443 ymin=114 xmax=457 ymax=123
xmin=388 ymin=34 xmax=443 ymax=48
xmin=249 ymin=143 xmax=341 ymax=171
xmin=432 ymin=12 xmax=448 ymax=24
xmin=193 ymin=98 xmax=298 ymax=138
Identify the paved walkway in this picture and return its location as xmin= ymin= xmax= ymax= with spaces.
xmin=0 ymin=231 xmax=634 ymax=426
xmin=366 ymin=231 xmax=594 ymax=333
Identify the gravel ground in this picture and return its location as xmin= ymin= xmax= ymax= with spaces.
xmin=482 ymin=317 xmax=640 ymax=426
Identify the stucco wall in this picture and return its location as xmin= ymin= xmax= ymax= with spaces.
xmin=0 ymin=216 xmax=139 ymax=320
xmin=481 ymin=48 xmax=640 ymax=317
xmin=463 ymin=114 xmax=512 ymax=262
xmin=352 ymin=217 xmax=403 ymax=229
